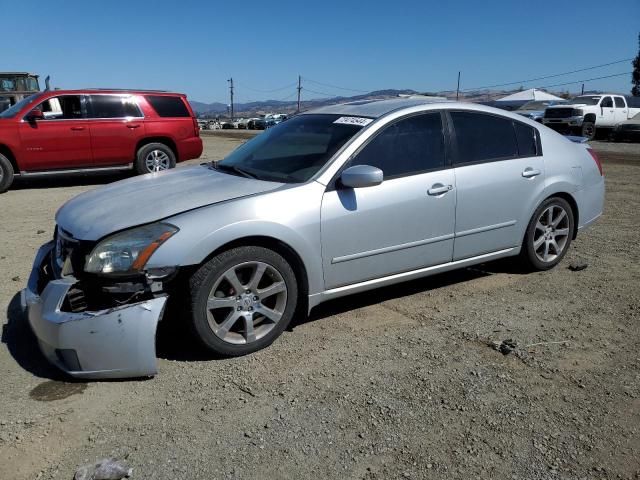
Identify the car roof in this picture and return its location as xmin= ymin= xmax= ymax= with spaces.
xmin=304 ymin=97 xmax=453 ymax=118
xmin=37 ymin=89 xmax=185 ymax=96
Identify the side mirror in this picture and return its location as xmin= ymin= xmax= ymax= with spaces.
xmin=340 ymin=165 xmax=383 ymax=188
xmin=26 ymin=108 xmax=44 ymax=122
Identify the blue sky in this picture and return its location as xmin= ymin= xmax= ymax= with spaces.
xmin=3 ymin=0 xmax=639 ymax=103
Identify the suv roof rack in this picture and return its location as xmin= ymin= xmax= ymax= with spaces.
xmin=82 ymin=88 xmax=169 ymax=92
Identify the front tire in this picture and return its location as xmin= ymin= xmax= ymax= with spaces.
xmin=581 ymin=121 xmax=596 ymax=141
xmin=0 ymin=153 xmax=15 ymax=194
xmin=188 ymin=246 xmax=298 ymax=357
xmin=521 ymin=197 xmax=574 ymax=271
xmin=135 ymin=143 xmax=176 ymax=175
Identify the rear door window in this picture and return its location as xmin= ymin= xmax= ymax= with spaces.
xmin=614 ymin=97 xmax=626 ymax=108
xmin=145 ymin=95 xmax=190 ymax=117
xmin=351 ymin=112 xmax=446 ymax=179
xmin=450 ymin=111 xmax=518 ymax=165
xmin=88 ymin=95 xmax=141 ymax=118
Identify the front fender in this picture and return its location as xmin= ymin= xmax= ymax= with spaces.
xmin=147 ymin=183 xmax=326 ymax=295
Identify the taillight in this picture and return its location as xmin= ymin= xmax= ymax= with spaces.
xmin=587 ymin=148 xmax=603 ymax=176
xmin=192 ymin=117 xmax=200 ymax=137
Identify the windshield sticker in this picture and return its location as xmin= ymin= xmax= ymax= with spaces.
xmin=333 ymin=116 xmax=373 ymax=126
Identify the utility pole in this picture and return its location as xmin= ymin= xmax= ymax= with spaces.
xmin=456 ymin=71 xmax=461 ymax=101
xmin=581 ymin=83 xmax=584 ymax=95
xmin=297 ymin=75 xmax=302 ymax=113
xmin=227 ymin=77 xmax=234 ymax=120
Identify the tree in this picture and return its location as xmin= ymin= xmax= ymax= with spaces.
xmin=632 ymin=33 xmax=640 ymax=96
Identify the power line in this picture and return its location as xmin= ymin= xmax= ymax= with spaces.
xmin=537 ymin=71 xmax=631 ymax=89
xmin=303 ymin=77 xmax=369 ymax=93
xmin=235 ymin=80 xmax=298 ymax=93
xmin=302 ymin=87 xmax=342 ymax=98
xmin=463 ymin=58 xmax=633 ymax=91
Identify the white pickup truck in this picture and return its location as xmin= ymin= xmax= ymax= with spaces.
xmin=542 ymin=94 xmax=640 ymax=140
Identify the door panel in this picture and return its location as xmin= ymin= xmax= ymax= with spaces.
xmin=18 ymin=120 xmax=92 ymax=170
xmin=453 ymin=156 xmax=544 ymax=260
xmin=88 ymin=119 xmax=145 ymax=166
xmin=321 ymin=170 xmax=456 ymax=289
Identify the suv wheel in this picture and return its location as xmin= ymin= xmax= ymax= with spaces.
xmin=521 ymin=197 xmax=574 ymax=271
xmin=135 ymin=143 xmax=176 ymax=174
xmin=0 ymin=153 xmax=15 ymax=194
xmin=188 ymin=246 xmax=298 ymax=356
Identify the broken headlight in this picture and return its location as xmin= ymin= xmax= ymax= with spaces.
xmin=85 ymin=223 xmax=178 ymax=274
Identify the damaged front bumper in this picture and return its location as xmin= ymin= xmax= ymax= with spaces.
xmin=22 ymin=241 xmax=167 ymax=380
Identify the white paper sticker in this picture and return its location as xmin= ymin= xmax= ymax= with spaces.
xmin=333 ymin=116 xmax=373 ymax=126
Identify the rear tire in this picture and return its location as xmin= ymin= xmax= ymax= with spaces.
xmin=0 ymin=153 xmax=15 ymax=194
xmin=135 ymin=143 xmax=176 ymax=175
xmin=521 ymin=197 xmax=574 ymax=271
xmin=188 ymin=246 xmax=298 ymax=357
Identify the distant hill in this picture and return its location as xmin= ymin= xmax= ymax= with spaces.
xmin=189 ymin=89 xmax=419 ymax=116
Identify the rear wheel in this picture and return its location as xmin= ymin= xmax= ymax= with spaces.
xmin=0 ymin=153 xmax=15 ymax=194
xmin=188 ymin=246 xmax=298 ymax=356
xmin=135 ymin=143 xmax=176 ymax=174
xmin=521 ymin=197 xmax=574 ymax=271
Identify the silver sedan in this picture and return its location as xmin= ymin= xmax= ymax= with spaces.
xmin=24 ymin=98 xmax=605 ymax=379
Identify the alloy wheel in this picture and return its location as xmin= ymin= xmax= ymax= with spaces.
xmin=206 ymin=261 xmax=288 ymax=345
xmin=533 ymin=205 xmax=570 ymax=263
xmin=144 ymin=150 xmax=171 ymax=172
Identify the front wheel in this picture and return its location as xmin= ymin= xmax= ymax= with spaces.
xmin=521 ymin=197 xmax=574 ymax=271
xmin=581 ymin=121 xmax=596 ymax=140
xmin=135 ymin=143 xmax=176 ymax=174
xmin=0 ymin=153 xmax=14 ymax=194
xmin=188 ymin=246 xmax=298 ymax=356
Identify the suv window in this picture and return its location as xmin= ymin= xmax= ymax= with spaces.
xmin=145 ymin=95 xmax=190 ymax=117
xmin=351 ymin=112 xmax=445 ymax=179
xmin=614 ymin=97 xmax=626 ymax=108
xmin=89 ymin=95 xmax=141 ymax=118
xmin=450 ymin=111 xmax=518 ymax=165
xmin=514 ymin=122 xmax=538 ymax=157
xmin=601 ymin=97 xmax=613 ymax=108
xmin=33 ymin=95 xmax=83 ymax=120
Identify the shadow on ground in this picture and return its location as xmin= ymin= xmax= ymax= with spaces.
xmin=157 ymin=257 xmax=526 ymax=362
xmin=11 ymin=171 xmax=130 ymax=191
xmin=2 ymin=292 xmax=68 ymax=381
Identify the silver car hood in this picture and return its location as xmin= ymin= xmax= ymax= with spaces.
xmin=56 ymin=165 xmax=284 ymax=240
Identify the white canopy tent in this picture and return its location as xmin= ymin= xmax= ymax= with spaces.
xmin=496 ymin=88 xmax=564 ymax=102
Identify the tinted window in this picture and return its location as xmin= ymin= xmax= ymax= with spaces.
xmin=450 ymin=111 xmax=517 ymax=164
xmin=514 ymin=122 xmax=538 ymax=157
xmin=36 ymin=95 xmax=83 ymax=120
xmin=601 ymin=97 xmax=613 ymax=108
xmin=614 ymin=97 xmax=625 ymax=108
xmin=89 ymin=95 xmax=140 ymax=118
xmin=145 ymin=95 xmax=190 ymax=117
xmin=351 ymin=113 xmax=445 ymax=178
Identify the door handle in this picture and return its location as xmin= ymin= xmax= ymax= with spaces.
xmin=126 ymin=124 xmax=141 ymax=129
xmin=522 ymin=168 xmax=541 ymax=178
xmin=70 ymin=126 xmax=85 ymax=131
xmin=427 ymin=184 xmax=453 ymax=195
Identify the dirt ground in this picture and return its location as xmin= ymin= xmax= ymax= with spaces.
xmin=0 ymin=134 xmax=638 ymax=480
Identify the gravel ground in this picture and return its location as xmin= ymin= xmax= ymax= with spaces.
xmin=0 ymin=136 xmax=638 ymax=480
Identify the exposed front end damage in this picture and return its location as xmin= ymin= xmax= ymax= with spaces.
xmin=22 ymin=241 xmax=168 ymax=380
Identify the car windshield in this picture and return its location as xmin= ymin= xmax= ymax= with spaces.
xmin=570 ymin=96 xmax=601 ymax=105
xmin=215 ymin=114 xmax=367 ymax=183
xmin=0 ymin=93 xmax=42 ymax=118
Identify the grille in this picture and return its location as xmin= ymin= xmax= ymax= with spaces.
xmin=544 ymin=108 xmax=575 ymax=119
xmin=53 ymin=227 xmax=79 ymax=277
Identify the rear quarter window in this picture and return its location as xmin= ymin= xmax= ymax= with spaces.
xmin=145 ymin=95 xmax=191 ymax=117
xmin=514 ymin=122 xmax=539 ymax=157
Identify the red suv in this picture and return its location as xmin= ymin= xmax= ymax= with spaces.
xmin=0 ymin=89 xmax=203 ymax=193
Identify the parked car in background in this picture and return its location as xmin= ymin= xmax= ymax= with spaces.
xmin=248 ymin=118 xmax=266 ymax=130
xmin=611 ymin=112 xmax=640 ymax=142
xmin=236 ymin=118 xmax=252 ymax=129
xmin=23 ymin=98 xmax=604 ymax=379
xmin=0 ymin=89 xmax=202 ymax=193
xmin=220 ymin=119 xmax=235 ymax=129
xmin=542 ymin=94 xmax=640 ymax=140
xmin=514 ymin=100 xmax=566 ymax=122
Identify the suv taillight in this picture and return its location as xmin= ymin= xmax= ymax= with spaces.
xmin=587 ymin=148 xmax=603 ymax=176
xmin=192 ymin=117 xmax=200 ymax=137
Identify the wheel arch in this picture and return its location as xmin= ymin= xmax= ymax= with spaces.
xmin=0 ymin=144 xmax=19 ymax=174
xmin=583 ymin=113 xmax=596 ymax=123
xmin=135 ymin=137 xmax=178 ymax=161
